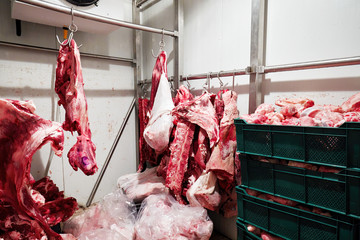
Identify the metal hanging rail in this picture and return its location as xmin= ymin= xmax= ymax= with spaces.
xmin=138 ymin=68 xmax=248 ymax=85
xmin=263 ymin=56 xmax=360 ymax=73
xmin=0 ymin=41 xmax=135 ymax=63
xmin=138 ymin=0 xmax=162 ymax=11
xmin=17 ymin=0 xmax=178 ymax=37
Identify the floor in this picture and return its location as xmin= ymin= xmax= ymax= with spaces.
xmin=210 ymin=231 xmax=232 ymax=240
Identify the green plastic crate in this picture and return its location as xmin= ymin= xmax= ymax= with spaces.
xmin=236 ymin=186 xmax=360 ymax=240
xmin=237 ymin=219 xmax=262 ymax=240
xmin=240 ymin=154 xmax=360 ymax=218
xmin=235 ymin=119 xmax=360 ymax=169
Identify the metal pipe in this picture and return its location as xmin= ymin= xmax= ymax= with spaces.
xmin=136 ymin=0 xmax=150 ymax=7
xmin=249 ymin=0 xmax=267 ymax=113
xmin=139 ymin=0 xmax=162 ymax=11
xmin=138 ymin=68 xmax=248 ymax=85
xmin=183 ymin=69 xmax=248 ymax=81
xmin=173 ymin=0 xmax=184 ymax=92
xmin=86 ymin=98 xmax=136 ymax=207
xmin=264 ymin=56 xmax=360 ymax=73
xmin=17 ymin=0 xmax=178 ymax=37
xmin=0 ymin=41 xmax=135 ymax=63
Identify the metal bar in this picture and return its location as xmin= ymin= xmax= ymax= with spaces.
xmin=173 ymin=0 xmax=184 ymax=91
xmin=86 ymin=98 xmax=136 ymax=207
xmin=139 ymin=0 xmax=162 ymax=11
xmin=132 ymin=0 xmax=141 ymax=172
xmin=136 ymin=0 xmax=150 ymax=7
xmin=249 ymin=0 xmax=267 ymax=113
xmin=0 ymin=40 xmax=135 ymax=63
xmin=264 ymin=56 xmax=360 ymax=73
xmin=17 ymin=0 xmax=178 ymax=37
xmin=138 ymin=68 xmax=247 ymax=85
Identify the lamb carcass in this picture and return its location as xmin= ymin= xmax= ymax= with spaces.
xmin=0 ymin=99 xmax=77 ymax=239
xmin=56 ymin=39 xmax=97 ymax=175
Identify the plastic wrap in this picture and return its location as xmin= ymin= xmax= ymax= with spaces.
xmin=63 ymin=189 xmax=136 ymax=239
xmin=134 ymin=194 xmax=213 ymax=240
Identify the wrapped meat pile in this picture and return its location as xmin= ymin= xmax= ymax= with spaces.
xmin=62 ymin=189 xmax=136 ymax=240
xmin=134 ymin=194 xmax=213 ymax=240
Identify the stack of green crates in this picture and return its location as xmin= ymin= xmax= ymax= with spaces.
xmin=234 ymin=119 xmax=360 ymax=240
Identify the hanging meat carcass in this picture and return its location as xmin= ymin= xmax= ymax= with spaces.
xmin=0 ymin=99 xmax=77 ymax=239
xmin=56 ymin=39 xmax=97 ymax=176
xmin=143 ymin=72 xmax=175 ymax=153
xmin=207 ymin=90 xmax=239 ymax=187
xmin=165 ymin=86 xmax=195 ymax=201
xmin=143 ymin=51 xmax=175 ymax=153
xmin=138 ymin=51 xmax=168 ymax=171
xmin=137 ymin=98 xmax=156 ymax=172
xmin=172 ymin=92 xmax=219 ymax=148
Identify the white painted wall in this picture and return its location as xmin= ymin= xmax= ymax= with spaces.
xmin=0 ymin=0 xmax=137 ymax=206
xmin=140 ymin=0 xmax=360 ymax=239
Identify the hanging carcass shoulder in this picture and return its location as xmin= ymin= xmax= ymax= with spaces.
xmin=143 ymin=54 xmax=174 ymax=153
xmin=0 ymin=99 xmax=77 ymax=239
xmin=56 ymin=39 xmax=97 ymax=175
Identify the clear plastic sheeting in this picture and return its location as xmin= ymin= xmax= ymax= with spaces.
xmin=62 ymin=189 xmax=136 ymax=240
xmin=134 ymin=194 xmax=213 ymax=240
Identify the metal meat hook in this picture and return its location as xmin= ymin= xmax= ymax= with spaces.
xmin=151 ymin=28 xmax=165 ymax=58
xmin=185 ymin=75 xmax=190 ymax=89
xmin=56 ymin=7 xmax=82 ymax=49
xmin=217 ymin=71 xmax=224 ymax=98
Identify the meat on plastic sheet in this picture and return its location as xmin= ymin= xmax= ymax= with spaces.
xmin=144 ymin=73 xmax=175 ymax=153
xmin=134 ymin=194 xmax=213 ymax=240
xmin=63 ymin=189 xmax=136 ymax=240
xmin=117 ymin=167 xmax=168 ymax=202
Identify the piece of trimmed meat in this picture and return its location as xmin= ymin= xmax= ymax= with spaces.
xmin=255 ymin=103 xmax=275 ymax=115
xmin=186 ymin=172 xmax=221 ymax=211
xmin=276 ymin=98 xmax=314 ymax=118
xmin=193 ymin=128 xmax=210 ymax=170
xmin=0 ymin=99 xmax=76 ymax=239
xmin=117 ymin=167 xmax=168 ymax=202
xmin=341 ymin=92 xmax=360 ymax=112
xmin=56 ymin=39 xmax=97 ymax=175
